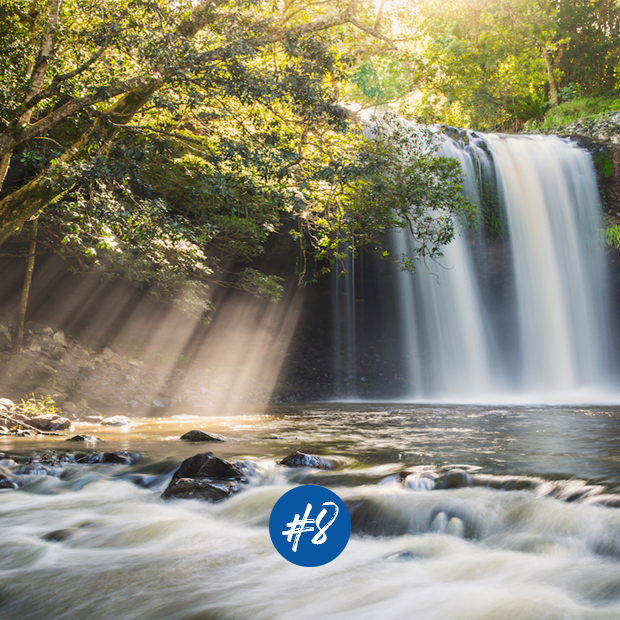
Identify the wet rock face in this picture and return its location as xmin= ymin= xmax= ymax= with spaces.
xmin=171 ymin=452 xmax=245 ymax=482
xmin=161 ymin=478 xmax=239 ymax=502
xmin=162 ymin=452 xmax=246 ymax=502
xmin=278 ymin=451 xmax=333 ymax=470
xmin=179 ymin=430 xmax=226 ymax=442
xmin=436 ymin=469 xmax=473 ymax=490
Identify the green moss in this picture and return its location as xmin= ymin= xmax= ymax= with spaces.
xmin=594 ymin=151 xmax=614 ymax=178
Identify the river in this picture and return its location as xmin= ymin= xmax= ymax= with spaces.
xmin=2 ymin=404 xmax=620 ymax=619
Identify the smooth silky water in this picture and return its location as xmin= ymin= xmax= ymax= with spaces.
xmin=2 ymin=405 xmax=620 ymax=619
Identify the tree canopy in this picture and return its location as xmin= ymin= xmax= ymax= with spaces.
xmin=358 ymin=0 xmax=619 ymax=129
xmin=0 ymin=0 xmax=476 ymax=317
xmin=3 ymin=0 xmax=613 ymax=317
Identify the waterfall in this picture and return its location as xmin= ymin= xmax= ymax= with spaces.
xmin=333 ymin=131 xmax=615 ymax=403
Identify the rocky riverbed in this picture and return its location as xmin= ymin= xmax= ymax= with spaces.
xmin=2 ymin=404 xmax=620 ymax=620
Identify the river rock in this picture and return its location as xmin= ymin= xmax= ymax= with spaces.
xmin=74 ymin=451 xmax=141 ymax=465
xmin=61 ymin=401 xmax=77 ymax=414
xmin=65 ymin=435 xmax=100 ymax=443
xmin=436 ymin=469 xmax=473 ymax=489
xmin=403 ymin=473 xmax=436 ymax=491
xmin=100 ymin=415 xmax=131 ymax=426
xmin=171 ymin=452 xmax=245 ymax=482
xmin=52 ymin=331 xmax=67 ymax=347
xmin=152 ymin=398 xmax=173 ymax=408
xmin=344 ymin=498 xmax=411 ymax=537
xmin=1 ymin=357 xmax=57 ymax=391
xmin=81 ymin=415 xmax=104 ymax=423
xmin=161 ymin=478 xmax=239 ymax=502
xmin=0 ymin=466 xmax=22 ymax=489
xmin=180 ymin=430 xmax=226 ymax=442
xmin=25 ymin=322 xmax=47 ymax=334
xmin=162 ymin=452 xmax=246 ymax=502
xmin=29 ymin=414 xmax=72 ymax=431
xmin=42 ymin=529 xmax=75 ymax=542
xmin=278 ymin=451 xmax=333 ymax=470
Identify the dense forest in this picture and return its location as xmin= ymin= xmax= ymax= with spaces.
xmin=0 ymin=0 xmax=618 ymax=325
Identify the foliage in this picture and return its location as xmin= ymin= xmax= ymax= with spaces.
xmin=506 ymin=93 xmax=550 ymax=123
xmin=552 ymin=0 xmax=620 ymax=95
xmin=400 ymin=0 xmax=557 ymax=129
xmin=349 ymin=56 xmax=413 ymax=107
xmin=558 ymin=82 xmax=581 ymax=102
xmin=605 ymin=225 xmax=620 ymax=250
xmin=16 ymin=395 xmax=59 ymax=418
xmin=304 ymin=114 xmax=476 ymax=272
xmin=367 ymin=0 xmax=620 ymax=130
xmin=593 ymin=151 xmax=614 ymax=179
xmin=0 ymin=0 xmax=479 ymax=313
xmin=541 ymin=95 xmax=620 ymax=128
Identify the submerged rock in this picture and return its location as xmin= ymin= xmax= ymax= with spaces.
xmin=74 ymin=451 xmax=141 ymax=465
xmin=0 ymin=465 xmax=22 ymax=489
xmin=278 ymin=451 xmax=333 ymax=470
xmin=180 ymin=430 xmax=226 ymax=442
xmin=436 ymin=469 xmax=472 ymax=490
xmin=344 ymin=498 xmax=411 ymax=537
xmin=100 ymin=415 xmax=131 ymax=427
xmin=42 ymin=528 xmax=75 ymax=542
xmin=402 ymin=473 xmax=436 ymax=491
xmin=162 ymin=452 xmax=246 ymax=502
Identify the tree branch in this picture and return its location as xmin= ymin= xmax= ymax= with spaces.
xmin=11 ymin=44 xmax=108 ymax=119
xmin=0 ymin=76 xmax=157 ymax=160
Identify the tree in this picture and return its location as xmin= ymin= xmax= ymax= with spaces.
xmin=552 ymin=0 xmax=620 ymax=94
xmin=0 ymin=0 xmax=476 ymax=319
xmin=401 ymin=0 xmax=560 ymax=129
xmin=0 ymin=0 xmax=394 ymax=239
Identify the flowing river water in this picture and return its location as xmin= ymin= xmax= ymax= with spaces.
xmin=3 ymin=404 xmax=620 ymax=619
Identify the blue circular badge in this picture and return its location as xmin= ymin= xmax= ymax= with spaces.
xmin=269 ymin=485 xmax=351 ymax=567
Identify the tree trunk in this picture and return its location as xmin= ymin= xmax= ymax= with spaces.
xmin=0 ymin=0 xmax=62 ymax=191
xmin=12 ymin=220 xmax=38 ymax=356
xmin=543 ymin=50 xmax=559 ymax=106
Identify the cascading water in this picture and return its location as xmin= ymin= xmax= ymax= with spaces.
xmin=334 ymin=130 xmax=615 ymax=403
xmin=332 ymin=253 xmax=357 ymax=397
